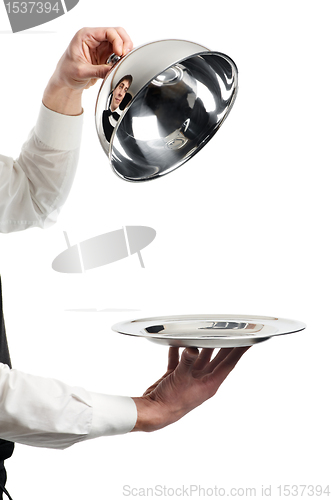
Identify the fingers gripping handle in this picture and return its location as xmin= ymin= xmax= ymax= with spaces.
xmin=107 ymin=54 xmax=122 ymax=67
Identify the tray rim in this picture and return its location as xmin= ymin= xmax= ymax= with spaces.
xmin=112 ymin=314 xmax=307 ymax=343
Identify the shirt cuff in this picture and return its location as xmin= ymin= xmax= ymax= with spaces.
xmin=35 ymin=103 xmax=84 ymax=151
xmin=88 ymin=394 xmax=137 ymax=439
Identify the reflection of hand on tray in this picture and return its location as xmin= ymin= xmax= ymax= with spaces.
xmin=131 ymin=346 xmax=250 ymax=432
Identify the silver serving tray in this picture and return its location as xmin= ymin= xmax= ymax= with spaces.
xmin=112 ymin=315 xmax=306 ymax=348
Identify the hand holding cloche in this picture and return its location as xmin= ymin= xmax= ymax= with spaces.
xmin=43 ymin=27 xmax=133 ymax=115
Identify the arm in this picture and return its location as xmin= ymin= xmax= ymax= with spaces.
xmin=0 ymin=108 xmax=83 ymax=233
xmin=0 ymin=27 xmax=133 ymax=234
xmin=0 ymin=347 xmax=249 ymax=448
xmin=0 ymin=362 xmax=137 ymax=449
xmin=0 ymin=273 xmax=136 ymax=450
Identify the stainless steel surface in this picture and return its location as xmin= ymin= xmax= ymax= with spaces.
xmin=96 ymin=39 xmax=238 ymax=181
xmin=112 ymin=315 xmax=306 ymax=348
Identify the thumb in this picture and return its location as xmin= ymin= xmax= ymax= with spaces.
xmin=90 ymin=64 xmax=112 ymax=80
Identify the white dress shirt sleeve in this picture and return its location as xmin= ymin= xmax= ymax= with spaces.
xmin=0 ymin=363 xmax=137 ymax=449
xmin=0 ymin=104 xmax=83 ymax=233
xmin=0 ymin=105 xmax=138 ymax=447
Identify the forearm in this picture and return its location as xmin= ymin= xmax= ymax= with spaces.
xmin=43 ymin=79 xmax=84 ymax=116
xmin=0 ymin=363 xmax=137 ymax=449
xmin=0 ymin=104 xmax=83 ymax=233
xmin=42 ymin=47 xmax=84 ymax=116
xmin=131 ymin=396 xmax=193 ymax=433
xmin=131 ymin=396 xmax=164 ymax=432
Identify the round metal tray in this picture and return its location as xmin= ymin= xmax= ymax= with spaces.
xmin=112 ymin=315 xmax=306 ymax=348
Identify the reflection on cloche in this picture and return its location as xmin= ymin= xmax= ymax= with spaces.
xmin=95 ymin=39 xmax=238 ymax=182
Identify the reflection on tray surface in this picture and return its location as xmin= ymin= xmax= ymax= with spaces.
xmin=144 ymin=321 xmax=264 ymax=337
xmin=146 ymin=325 xmax=165 ymax=334
xmin=201 ymin=321 xmax=248 ymax=330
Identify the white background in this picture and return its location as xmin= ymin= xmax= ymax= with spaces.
xmin=0 ymin=1 xmax=331 ymax=498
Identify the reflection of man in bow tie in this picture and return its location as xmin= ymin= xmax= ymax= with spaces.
xmin=102 ymin=75 xmax=133 ymax=142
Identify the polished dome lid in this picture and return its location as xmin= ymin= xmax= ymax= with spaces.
xmin=95 ymin=39 xmax=238 ymax=182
